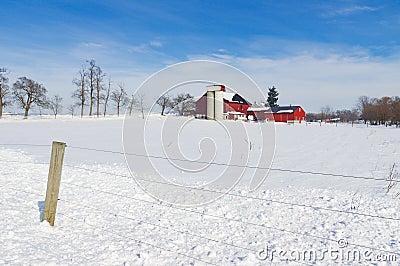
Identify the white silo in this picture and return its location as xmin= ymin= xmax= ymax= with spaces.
xmin=206 ymin=90 xmax=215 ymax=120
xmin=206 ymin=85 xmax=225 ymax=120
xmin=214 ymin=90 xmax=224 ymax=120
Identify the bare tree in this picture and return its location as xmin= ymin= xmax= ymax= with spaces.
xmin=358 ymin=96 xmax=383 ymax=125
xmin=111 ymin=82 xmax=128 ymax=116
xmin=156 ymin=94 xmax=172 ymax=115
xmin=304 ymin=112 xmax=320 ymax=121
xmin=12 ymin=77 xmax=47 ymax=119
xmin=87 ymin=59 xmax=96 ymax=116
xmin=0 ymin=72 xmax=11 ymax=119
xmin=392 ymin=97 xmax=400 ymax=127
xmin=67 ymin=104 xmax=76 ymax=117
xmin=376 ymin=97 xmax=393 ymax=125
xmin=320 ymin=105 xmax=334 ymax=121
xmin=368 ymin=98 xmax=380 ymax=124
xmin=103 ymin=77 xmax=112 ymax=117
xmin=171 ymin=93 xmax=195 ymax=116
xmin=349 ymin=108 xmax=359 ymax=123
xmin=358 ymin=96 xmax=374 ymax=123
xmin=95 ymin=65 xmax=105 ymax=117
xmin=335 ymin=109 xmax=359 ymax=123
xmin=128 ymin=94 xmax=138 ymax=116
xmin=136 ymin=93 xmax=146 ymax=119
xmin=72 ymin=65 xmax=87 ymax=117
xmin=357 ymin=96 xmax=369 ymax=111
xmin=47 ymin=95 xmax=63 ymax=118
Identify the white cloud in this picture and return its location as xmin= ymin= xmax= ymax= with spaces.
xmin=324 ymin=5 xmax=380 ymax=17
xmin=149 ymin=41 xmax=162 ymax=47
xmin=210 ymin=53 xmax=234 ymax=61
xmin=129 ymin=40 xmax=163 ymax=54
xmin=128 ymin=44 xmax=148 ymax=53
xmin=82 ymin=42 xmax=104 ymax=48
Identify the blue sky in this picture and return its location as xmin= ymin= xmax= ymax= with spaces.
xmin=1 ymin=0 xmax=400 ymax=112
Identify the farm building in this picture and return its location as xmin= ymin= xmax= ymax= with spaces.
xmin=271 ymin=105 xmax=306 ymax=123
xmin=195 ymin=85 xmax=306 ymax=122
xmin=195 ymin=85 xmax=254 ymax=120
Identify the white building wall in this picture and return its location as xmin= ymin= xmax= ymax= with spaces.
xmin=214 ymin=90 xmax=224 ymax=120
xmin=206 ymin=91 xmax=215 ymax=120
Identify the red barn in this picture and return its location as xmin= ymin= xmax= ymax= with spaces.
xmin=271 ymin=105 xmax=306 ymax=123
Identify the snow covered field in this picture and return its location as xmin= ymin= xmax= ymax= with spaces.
xmin=0 ymin=116 xmax=399 ymax=265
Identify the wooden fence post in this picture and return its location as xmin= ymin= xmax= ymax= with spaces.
xmin=42 ymin=141 xmax=66 ymax=226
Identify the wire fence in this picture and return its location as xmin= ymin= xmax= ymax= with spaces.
xmin=67 ymin=145 xmax=398 ymax=183
xmin=2 ymin=181 xmax=315 ymax=266
xmin=60 ymin=179 xmax=400 ymax=256
xmin=1 ymin=173 xmax=399 ymax=264
xmin=0 ymin=184 xmax=221 ymax=265
xmin=0 ymin=142 xmax=399 ymax=264
xmin=0 ymin=157 xmax=399 ymax=222
xmin=1 ymin=142 xmax=397 ymax=183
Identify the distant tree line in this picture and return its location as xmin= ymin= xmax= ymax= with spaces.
xmin=358 ymin=96 xmax=400 ymax=126
xmin=307 ymin=96 xmax=400 ymax=126
xmin=0 ymin=60 xmax=145 ymax=119
xmin=307 ymin=106 xmax=359 ymax=123
xmin=0 ymin=61 xmax=197 ymax=119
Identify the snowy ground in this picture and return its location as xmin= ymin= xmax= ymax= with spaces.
xmin=0 ymin=115 xmax=399 ymax=265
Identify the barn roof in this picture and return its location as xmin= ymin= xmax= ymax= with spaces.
xmin=199 ymin=92 xmax=251 ymax=105
xmin=271 ymin=105 xmax=301 ymax=114
xmin=247 ymin=103 xmax=270 ymax=112
xmin=223 ymin=93 xmax=250 ymax=104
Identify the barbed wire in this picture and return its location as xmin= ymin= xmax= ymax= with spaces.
xmin=65 ymin=145 xmax=400 ymax=183
xmin=0 ymin=159 xmax=49 ymax=165
xmin=59 ymin=212 xmax=220 ymax=265
xmin=0 ymin=143 xmax=400 ymax=265
xmin=1 ymin=144 xmax=400 ymax=258
xmin=0 ymin=183 xmax=312 ymax=265
xmin=59 ymin=209 xmax=312 ymax=266
xmin=0 ymin=143 xmax=51 ymax=148
xmin=1 ymin=142 xmax=397 ymax=183
xmin=59 ymin=197 xmax=259 ymax=253
xmin=1 ymin=182 xmax=384 ymax=266
xmin=2 ymin=180 xmax=399 ymax=262
xmin=49 ymin=179 xmax=400 ymax=257
xmin=0 ymin=184 xmax=217 ymax=265
xmin=0 ymin=158 xmax=399 ymax=222
xmin=4 ymin=177 xmax=394 ymax=261
xmin=64 ymin=164 xmax=400 ymax=222
xmin=4 ymin=190 xmax=219 ymax=265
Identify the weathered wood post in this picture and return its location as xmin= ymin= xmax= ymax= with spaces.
xmin=42 ymin=141 xmax=66 ymax=226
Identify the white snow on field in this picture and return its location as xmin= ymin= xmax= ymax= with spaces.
xmin=0 ymin=115 xmax=399 ymax=265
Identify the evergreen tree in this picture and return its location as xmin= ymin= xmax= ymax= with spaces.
xmin=266 ymin=86 xmax=279 ymax=107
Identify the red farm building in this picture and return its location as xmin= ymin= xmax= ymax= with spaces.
xmin=195 ymin=85 xmax=254 ymax=121
xmin=195 ymin=85 xmax=306 ymax=122
xmin=271 ymin=105 xmax=306 ymax=123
